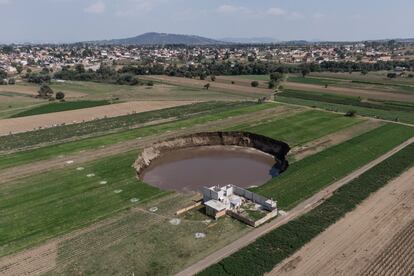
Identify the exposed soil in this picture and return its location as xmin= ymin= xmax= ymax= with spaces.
xmin=141 ymin=146 xmax=277 ymax=193
xmin=142 ymin=75 xmax=272 ymax=97
xmin=0 ymin=105 xmax=298 ymax=184
xmin=0 ymin=101 xmax=195 ymax=135
xmin=268 ymin=166 xmax=414 ymax=276
xmin=176 ymin=137 xmax=414 ymax=276
xmin=1 ymin=138 xmax=413 ymax=276
xmin=284 ymin=82 xmax=414 ymax=102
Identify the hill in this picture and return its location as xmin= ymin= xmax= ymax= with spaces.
xmin=90 ymin=32 xmax=224 ymax=45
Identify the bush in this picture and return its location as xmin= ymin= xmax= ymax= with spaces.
xmin=8 ymin=78 xmax=16 ymax=85
xmin=268 ymin=80 xmax=276 ymax=89
xmin=251 ymin=81 xmax=259 ymax=87
xmin=345 ymin=110 xmax=356 ymax=117
xmin=55 ymin=91 xmax=65 ymax=100
xmin=387 ymin=72 xmax=397 ymax=79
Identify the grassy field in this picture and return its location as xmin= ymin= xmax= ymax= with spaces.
xmin=228 ymin=110 xmax=361 ymax=147
xmin=0 ymin=103 xmax=279 ymax=170
xmin=10 ymin=100 xmax=112 ymax=118
xmin=0 ymin=151 xmax=167 ymax=257
xmin=0 ymin=101 xmax=254 ymax=152
xmin=200 ymin=139 xmax=414 ymax=276
xmin=288 ymin=73 xmax=414 ymax=95
xmin=49 ymin=81 xmax=249 ymax=101
xmin=48 ymin=195 xmax=249 ymax=276
xmin=277 ymin=95 xmax=414 ymax=124
xmin=233 ymin=75 xmax=270 ymax=81
xmin=252 ymin=124 xmax=414 ymax=209
xmin=0 ymin=92 xmax=44 ymax=119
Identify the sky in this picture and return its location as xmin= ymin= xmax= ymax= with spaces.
xmin=0 ymin=0 xmax=413 ymax=43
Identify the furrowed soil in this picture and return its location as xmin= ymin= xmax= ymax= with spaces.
xmin=0 ymin=101 xmax=195 ymax=135
xmin=268 ymin=166 xmax=414 ymax=276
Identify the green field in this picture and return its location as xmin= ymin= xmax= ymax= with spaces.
xmin=288 ymin=73 xmax=414 ymax=95
xmin=0 ymin=103 xmax=280 ymax=170
xmin=233 ymin=75 xmax=270 ymax=81
xmin=200 ymin=140 xmax=414 ymax=276
xmin=277 ymin=95 xmax=414 ymax=124
xmin=0 ymin=151 xmax=167 ymax=257
xmin=252 ymin=124 xmax=414 ymax=209
xmin=10 ymin=100 xmax=112 ymax=118
xmin=228 ymin=110 xmax=360 ymax=147
xmin=0 ymin=101 xmax=255 ymax=152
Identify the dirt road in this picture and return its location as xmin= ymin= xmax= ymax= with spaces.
xmin=175 ymin=137 xmax=414 ymax=276
xmin=0 ymin=101 xmax=195 ymax=136
xmin=0 ymin=106 xmax=299 ymax=184
xmin=268 ymin=166 xmax=414 ymax=276
xmin=284 ymin=82 xmax=414 ymax=102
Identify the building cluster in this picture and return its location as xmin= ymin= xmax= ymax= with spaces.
xmin=1 ymin=42 xmax=413 ymax=74
xmin=202 ymin=184 xmax=278 ymax=227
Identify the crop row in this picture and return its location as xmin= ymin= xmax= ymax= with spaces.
xmin=199 ymin=140 xmax=414 ymax=276
xmin=0 ymin=101 xmax=254 ymax=151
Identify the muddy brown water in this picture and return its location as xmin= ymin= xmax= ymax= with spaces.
xmin=141 ymin=146 xmax=279 ymax=193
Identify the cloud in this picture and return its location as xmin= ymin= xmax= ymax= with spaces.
xmin=217 ymin=4 xmax=249 ymax=14
xmin=84 ymin=2 xmax=106 ymax=14
xmin=267 ymin=7 xmax=286 ymax=16
xmin=313 ymin=13 xmax=325 ymax=19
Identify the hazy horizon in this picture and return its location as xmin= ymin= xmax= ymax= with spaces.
xmin=0 ymin=0 xmax=413 ymax=44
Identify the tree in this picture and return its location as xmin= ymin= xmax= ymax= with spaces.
xmin=8 ymin=78 xmax=16 ymax=85
xmin=270 ymin=72 xmax=283 ymax=83
xmin=251 ymin=81 xmax=259 ymax=87
xmin=37 ymin=84 xmax=54 ymax=99
xmin=75 ymin=64 xmax=86 ymax=74
xmin=210 ymin=75 xmax=216 ymax=82
xmin=268 ymin=80 xmax=276 ymax=89
xmin=0 ymin=70 xmax=7 ymax=79
xmin=55 ymin=91 xmax=65 ymax=100
xmin=387 ymin=72 xmax=397 ymax=79
xmin=361 ymin=69 xmax=368 ymax=75
xmin=204 ymin=83 xmax=210 ymax=90
xmin=301 ymin=67 xmax=310 ymax=77
xmin=345 ymin=110 xmax=356 ymax=117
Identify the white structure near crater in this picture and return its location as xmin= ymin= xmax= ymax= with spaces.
xmin=202 ymin=184 xmax=278 ymax=226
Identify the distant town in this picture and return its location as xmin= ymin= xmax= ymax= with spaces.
xmin=1 ymin=36 xmax=414 ymax=81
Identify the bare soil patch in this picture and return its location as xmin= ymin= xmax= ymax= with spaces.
xmin=268 ymin=166 xmax=414 ymax=276
xmin=0 ymin=101 xmax=195 ymax=135
xmin=284 ymin=82 xmax=414 ymax=102
xmin=143 ymin=75 xmax=272 ymax=97
xmin=0 ymin=105 xmax=298 ymax=184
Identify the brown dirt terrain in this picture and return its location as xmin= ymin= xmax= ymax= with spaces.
xmin=176 ymin=137 xmax=414 ymax=276
xmin=142 ymin=75 xmax=272 ymax=97
xmin=0 ymin=85 xmax=86 ymax=98
xmin=0 ymin=105 xmax=300 ymax=184
xmin=284 ymin=82 xmax=414 ymax=102
xmin=0 ymin=100 xmax=195 ymax=135
xmin=268 ymin=166 xmax=414 ymax=276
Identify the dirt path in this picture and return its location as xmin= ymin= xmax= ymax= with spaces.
xmin=284 ymin=82 xmax=414 ymax=102
xmin=143 ymin=75 xmax=272 ymax=97
xmin=289 ymin=120 xmax=383 ymax=161
xmin=175 ymin=137 xmax=414 ymax=276
xmin=0 ymin=105 xmax=299 ymax=184
xmin=268 ymin=166 xmax=414 ymax=276
xmin=0 ymin=101 xmax=195 ymax=136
